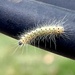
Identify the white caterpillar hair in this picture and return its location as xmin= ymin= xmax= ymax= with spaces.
xmin=18 ymin=15 xmax=73 ymax=49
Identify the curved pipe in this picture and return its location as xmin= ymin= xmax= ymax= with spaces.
xmin=0 ymin=0 xmax=75 ymax=59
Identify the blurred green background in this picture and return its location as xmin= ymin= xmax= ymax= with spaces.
xmin=0 ymin=33 xmax=75 ymax=75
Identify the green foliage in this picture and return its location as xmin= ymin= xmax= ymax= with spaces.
xmin=0 ymin=33 xmax=75 ymax=75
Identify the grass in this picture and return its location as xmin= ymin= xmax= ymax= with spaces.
xmin=0 ymin=33 xmax=75 ymax=75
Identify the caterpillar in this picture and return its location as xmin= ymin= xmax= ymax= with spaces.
xmin=18 ymin=24 xmax=65 ymax=49
xmin=18 ymin=15 xmax=72 ymax=50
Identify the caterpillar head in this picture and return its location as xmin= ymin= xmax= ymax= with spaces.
xmin=18 ymin=37 xmax=25 ymax=46
xmin=18 ymin=40 xmax=23 ymax=46
xmin=18 ymin=36 xmax=31 ymax=46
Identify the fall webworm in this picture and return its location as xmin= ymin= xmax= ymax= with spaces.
xmin=18 ymin=15 xmax=71 ymax=50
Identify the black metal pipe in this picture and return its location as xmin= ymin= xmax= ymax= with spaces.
xmin=0 ymin=0 xmax=75 ymax=59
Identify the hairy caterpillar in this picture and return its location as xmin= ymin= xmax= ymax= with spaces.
xmin=18 ymin=14 xmax=73 ymax=50
xmin=19 ymin=24 xmax=65 ymax=49
xmin=8 ymin=15 xmax=74 ymax=55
